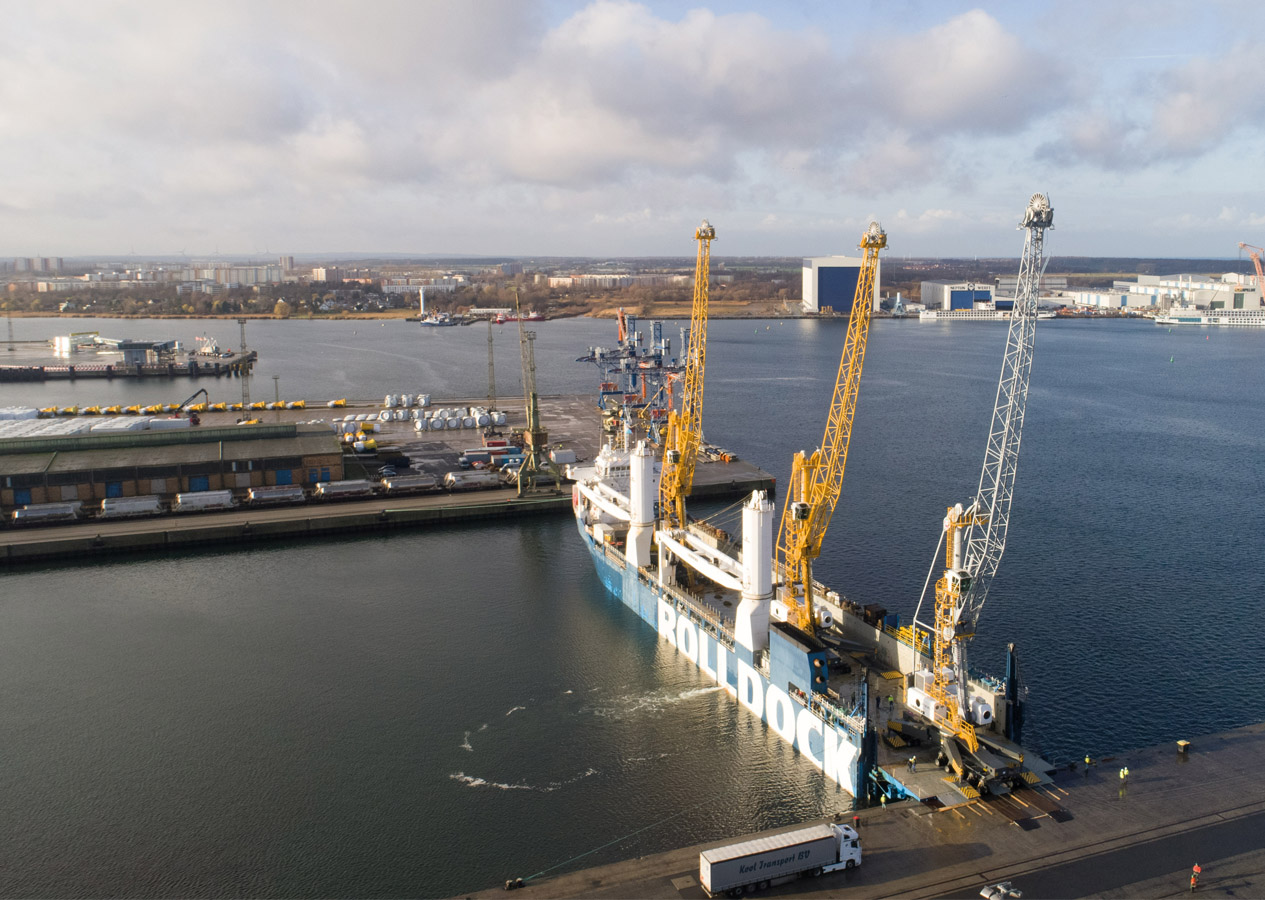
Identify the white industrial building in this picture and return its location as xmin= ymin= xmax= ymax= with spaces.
xmin=1067 ymin=272 xmax=1262 ymax=311
xmin=801 ymin=255 xmax=880 ymax=314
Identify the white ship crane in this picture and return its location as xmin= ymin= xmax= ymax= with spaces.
xmin=912 ymin=193 xmax=1052 ymax=754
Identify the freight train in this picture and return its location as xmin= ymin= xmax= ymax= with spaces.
xmin=5 ymin=470 xmax=499 ymax=526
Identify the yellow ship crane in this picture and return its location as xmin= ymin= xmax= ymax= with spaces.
xmin=776 ymin=222 xmax=887 ymax=633
xmin=916 ymin=193 xmax=1052 ymax=754
xmin=1239 ymin=242 xmax=1264 ymax=297
xmin=658 ymin=219 xmax=715 ymax=530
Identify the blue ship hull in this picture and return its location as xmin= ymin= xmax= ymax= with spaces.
xmin=576 ymin=516 xmax=871 ymax=798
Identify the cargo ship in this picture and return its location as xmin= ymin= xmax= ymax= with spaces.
xmin=572 ymin=445 xmax=878 ymax=796
xmin=573 ymin=200 xmax=1057 ymax=805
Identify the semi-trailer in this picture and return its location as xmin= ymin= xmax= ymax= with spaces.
xmin=699 ymin=823 xmax=861 ymax=898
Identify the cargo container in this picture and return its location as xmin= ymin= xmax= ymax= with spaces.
xmin=458 ymin=450 xmax=493 ymax=469
xmin=549 ymin=449 xmax=577 ymax=465
xmin=699 ymin=823 xmax=860 ymax=897
xmin=100 ymin=495 xmax=164 ymax=519
xmin=246 ymin=485 xmax=307 ymax=506
xmin=380 ymin=474 xmax=440 ymax=494
xmin=172 ymin=490 xmax=236 ymax=513
xmin=443 ymin=471 xmax=502 ymax=491
xmin=312 ymin=479 xmax=376 ymax=500
xmin=11 ymin=501 xmax=84 ymax=525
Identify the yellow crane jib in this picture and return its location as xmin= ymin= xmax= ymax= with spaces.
xmin=659 ymin=219 xmax=715 ymax=530
xmin=776 ymin=221 xmax=887 ymax=634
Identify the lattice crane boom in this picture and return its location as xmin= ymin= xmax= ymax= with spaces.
xmin=927 ymin=193 xmax=1052 ymax=752
xmin=776 ymin=221 xmax=887 ymax=633
xmin=659 ymin=219 xmax=714 ymax=530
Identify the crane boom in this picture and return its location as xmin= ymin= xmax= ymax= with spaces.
xmin=925 ymin=193 xmax=1052 ymax=752
xmin=659 ymin=220 xmax=715 ymax=530
xmin=776 ymin=222 xmax=886 ymax=633
xmin=1239 ymin=242 xmax=1264 ymax=297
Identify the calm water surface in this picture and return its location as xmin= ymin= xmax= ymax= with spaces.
xmin=1 ymin=316 xmax=1263 ymax=896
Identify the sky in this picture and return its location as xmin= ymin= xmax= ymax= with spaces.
xmin=1 ymin=0 xmax=1262 ymax=260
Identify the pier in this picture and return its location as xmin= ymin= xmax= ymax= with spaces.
xmin=0 ymin=394 xmax=775 ymax=564
xmin=461 ymin=723 xmax=1265 ymax=898
xmin=0 ymin=350 xmax=257 ymax=381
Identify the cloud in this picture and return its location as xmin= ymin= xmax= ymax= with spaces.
xmin=0 ymin=1 xmax=1255 ymax=256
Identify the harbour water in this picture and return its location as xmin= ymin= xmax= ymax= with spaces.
xmin=1 ymin=316 xmax=1263 ymax=897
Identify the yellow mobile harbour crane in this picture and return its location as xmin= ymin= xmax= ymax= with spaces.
xmin=910 ymin=193 xmax=1053 ymax=789
xmin=774 ymin=222 xmax=887 ymax=634
xmin=658 ymin=220 xmax=715 ymax=530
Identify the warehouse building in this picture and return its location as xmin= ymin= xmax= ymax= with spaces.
xmin=0 ymin=424 xmax=342 ymax=508
xmin=920 ymin=281 xmax=998 ymax=311
xmin=802 ymin=255 xmax=880 ymax=314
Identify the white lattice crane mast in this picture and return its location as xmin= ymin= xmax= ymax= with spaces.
xmin=659 ymin=220 xmax=715 ymax=530
xmin=926 ymin=193 xmax=1052 ymax=753
xmin=776 ymin=222 xmax=887 ymax=634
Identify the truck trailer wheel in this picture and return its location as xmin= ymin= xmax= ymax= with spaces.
xmin=811 ymin=867 xmax=824 ymax=878
xmin=757 ymin=880 xmax=770 ymax=890
xmin=727 ymin=890 xmax=742 ymax=898
xmin=846 ymin=859 xmax=857 ymax=869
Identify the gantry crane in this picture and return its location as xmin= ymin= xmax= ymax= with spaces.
xmin=658 ymin=219 xmax=715 ymax=530
xmin=776 ymin=221 xmax=887 ymax=633
xmin=919 ymin=193 xmax=1052 ymax=754
xmin=1239 ymin=242 xmax=1264 ymax=298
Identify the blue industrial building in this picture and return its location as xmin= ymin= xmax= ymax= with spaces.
xmin=802 ymin=255 xmax=880 ymax=314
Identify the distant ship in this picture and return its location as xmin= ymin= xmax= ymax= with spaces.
xmin=920 ymin=307 xmax=1056 ymax=321
xmin=419 ymin=312 xmax=460 ymax=327
xmin=1153 ymin=306 xmax=1265 ymax=327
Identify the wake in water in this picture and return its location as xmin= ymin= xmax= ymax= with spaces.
xmin=460 ymin=732 xmax=473 ymax=752
xmin=449 ymin=768 xmax=599 ymax=793
xmin=505 ymin=705 xmax=526 ymax=716
xmin=582 ymin=685 xmax=724 ymax=719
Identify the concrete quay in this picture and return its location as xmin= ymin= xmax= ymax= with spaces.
xmin=0 ymin=393 xmax=775 ymax=564
xmin=461 ymin=723 xmax=1265 ymax=899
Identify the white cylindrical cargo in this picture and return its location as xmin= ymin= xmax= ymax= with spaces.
xmin=384 ymin=394 xmax=396 ymax=408
xmin=462 ymin=416 xmax=475 ymax=428
xmin=402 ymin=393 xmax=415 ymax=407
xmin=419 ymin=394 xmax=431 ymax=408
xmin=445 ymin=417 xmax=460 ymax=430
xmin=494 ymin=411 xmax=507 ymax=426
xmin=476 ymin=413 xmax=490 ymax=427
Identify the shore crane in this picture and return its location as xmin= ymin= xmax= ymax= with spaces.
xmin=775 ymin=221 xmax=887 ymax=633
xmin=513 ymin=290 xmax=558 ymax=496
xmin=1239 ymin=242 xmax=1264 ymax=298
xmin=658 ymin=219 xmax=715 ymax=530
xmin=914 ymin=193 xmax=1053 ymax=755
